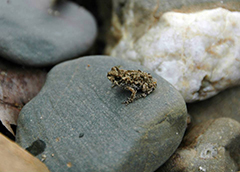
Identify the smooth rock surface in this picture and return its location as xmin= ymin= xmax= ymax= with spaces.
xmin=16 ymin=56 xmax=187 ymax=172
xmin=157 ymin=118 xmax=240 ymax=172
xmin=0 ymin=0 xmax=97 ymax=66
xmin=109 ymin=7 xmax=240 ymax=102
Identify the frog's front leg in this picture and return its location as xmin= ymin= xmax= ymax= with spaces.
xmin=122 ymin=87 xmax=137 ymax=105
xmin=111 ymin=83 xmax=117 ymax=88
xmin=112 ymin=80 xmax=120 ymax=88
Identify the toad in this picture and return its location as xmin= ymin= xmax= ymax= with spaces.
xmin=107 ymin=66 xmax=157 ymax=105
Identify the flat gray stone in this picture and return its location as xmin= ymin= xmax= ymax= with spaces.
xmin=157 ymin=118 xmax=240 ymax=172
xmin=16 ymin=56 xmax=187 ymax=172
xmin=0 ymin=0 xmax=97 ymax=66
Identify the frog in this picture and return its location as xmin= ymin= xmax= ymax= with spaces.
xmin=107 ymin=66 xmax=157 ymax=105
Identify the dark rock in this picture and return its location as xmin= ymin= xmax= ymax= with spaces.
xmin=0 ymin=0 xmax=97 ymax=66
xmin=16 ymin=56 xmax=187 ymax=172
xmin=26 ymin=139 xmax=46 ymax=156
xmin=187 ymin=86 xmax=240 ymax=125
xmin=157 ymin=118 xmax=240 ymax=172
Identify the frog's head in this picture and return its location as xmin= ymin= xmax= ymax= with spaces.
xmin=107 ymin=66 xmax=122 ymax=83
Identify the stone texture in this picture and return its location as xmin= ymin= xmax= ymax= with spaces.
xmin=0 ymin=0 xmax=97 ymax=66
xmin=157 ymin=118 xmax=240 ymax=172
xmin=187 ymin=86 xmax=240 ymax=125
xmin=16 ymin=56 xmax=187 ymax=172
xmin=108 ymin=4 xmax=240 ymax=102
xmin=0 ymin=58 xmax=46 ymax=137
xmin=107 ymin=0 xmax=240 ymax=52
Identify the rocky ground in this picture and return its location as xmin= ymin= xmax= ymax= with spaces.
xmin=0 ymin=0 xmax=239 ymax=172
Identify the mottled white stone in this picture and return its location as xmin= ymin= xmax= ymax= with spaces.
xmin=111 ymin=8 xmax=240 ymax=102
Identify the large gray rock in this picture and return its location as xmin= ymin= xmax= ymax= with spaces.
xmin=16 ymin=56 xmax=187 ymax=172
xmin=0 ymin=0 xmax=97 ymax=66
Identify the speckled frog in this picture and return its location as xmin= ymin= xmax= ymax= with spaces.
xmin=107 ymin=66 xmax=157 ymax=105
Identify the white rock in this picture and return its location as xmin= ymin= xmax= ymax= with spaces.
xmin=110 ymin=8 xmax=240 ymax=102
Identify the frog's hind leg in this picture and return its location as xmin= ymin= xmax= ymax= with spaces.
xmin=122 ymin=87 xmax=137 ymax=105
xmin=136 ymin=93 xmax=147 ymax=99
xmin=136 ymin=88 xmax=154 ymax=100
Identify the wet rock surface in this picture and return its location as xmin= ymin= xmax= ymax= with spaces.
xmin=157 ymin=118 xmax=240 ymax=172
xmin=16 ymin=56 xmax=187 ymax=172
xmin=0 ymin=0 xmax=97 ymax=66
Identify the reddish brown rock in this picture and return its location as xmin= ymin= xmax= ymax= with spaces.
xmin=0 ymin=59 xmax=46 ymax=136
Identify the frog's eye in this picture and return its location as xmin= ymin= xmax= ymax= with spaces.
xmin=111 ymin=66 xmax=120 ymax=72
